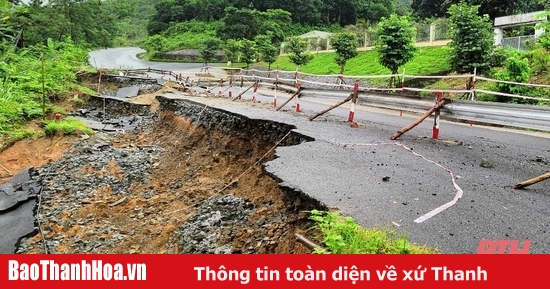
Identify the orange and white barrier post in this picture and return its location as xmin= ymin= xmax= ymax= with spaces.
xmin=252 ymin=84 xmax=258 ymax=103
xmin=433 ymin=91 xmax=443 ymax=139
xmin=348 ymin=82 xmax=359 ymax=122
xmin=295 ymin=82 xmax=302 ymax=112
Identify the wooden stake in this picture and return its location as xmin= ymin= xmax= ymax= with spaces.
xmin=0 ymin=163 xmax=11 ymax=175
xmin=308 ymin=92 xmax=354 ymax=121
xmin=512 ymin=172 xmax=550 ymax=189
xmin=232 ymin=81 xmax=257 ymax=101
xmin=390 ymin=99 xmax=447 ymax=140
xmin=295 ymin=233 xmax=321 ymax=250
xmin=41 ymin=54 xmax=45 ymax=120
xmin=276 ymin=89 xmax=301 ymax=111
xmin=97 ymin=69 xmax=102 ymax=93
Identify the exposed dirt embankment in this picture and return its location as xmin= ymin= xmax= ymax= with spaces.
xmin=17 ymin=96 xmax=324 ymax=254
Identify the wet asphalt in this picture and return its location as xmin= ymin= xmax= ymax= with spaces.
xmin=93 ymin=48 xmax=550 ymax=253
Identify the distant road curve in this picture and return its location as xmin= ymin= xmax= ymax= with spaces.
xmin=88 ymin=47 xmax=220 ymax=71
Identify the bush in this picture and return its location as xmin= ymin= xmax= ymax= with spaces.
xmin=528 ymin=48 xmax=550 ymax=74
xmin=493 ymin=53 xmax=531 ymax=102
xmin=488 ymin=47 xmax=511 ymax=68
xmin=0 ymin=37 xmax=90 ymax=134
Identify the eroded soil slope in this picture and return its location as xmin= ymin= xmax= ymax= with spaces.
xmin=17 ymin=99 xmax=322 ymax=254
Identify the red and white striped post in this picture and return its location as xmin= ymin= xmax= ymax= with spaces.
xmin=348 ymin=82 xmax=359 ymax=122
xmin=433 ymin=91 xmax=443 ymax=139
xmin=295 ymin=82 xmax=302 ymax=112
xmin=218 ymin=79 xmax=223 ymax=96
xmin=252 ymin=82 xmax=258 ymax=103
xmin=470 ymin=67 xmax=477 ymax=101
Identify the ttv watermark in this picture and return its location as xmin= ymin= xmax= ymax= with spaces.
xmin=477 ymin=240 xmax=531 ymax=254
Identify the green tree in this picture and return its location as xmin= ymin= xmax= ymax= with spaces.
xmin=285 ymin=36 xmax=314 ymax=69
xmin=258 ymin=9 xmax=291 ymax=45
xmin=199 ymin=37 xmax=221 ymax=67
xmin=329 ymin=32 xmax=358 ymax=74
xmin=447 ymin=2 xmax=494 ymax=75
xmin=412 ymin=0 xmax=543 ymax=20
xmin=223 ymin=38 xmax=241 ymax=64
xmin=262 ymin=45 xmax=279 ymax=70
xmin=411 ymin=0 xmax=447 ymax=18
xmin=8 ymin=0 xmax=119 ymax=48
xmin=375 ymin=14 xmax=417 ymax=87
xmin=239 ymin=39 xmax=257 ymax=69
xmin=217 ymin=7 xmax=260 ymax=40
xmin=255 ymin=34 xmax=279 ymax=70
xmin=396 ymin=0 xmax=413 ymax=15
xmin=355 ymin=0 xmax=397 ymax=23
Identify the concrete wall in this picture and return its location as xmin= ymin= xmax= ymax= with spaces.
xmin=494 ymin=11 xmax=546 ymax=46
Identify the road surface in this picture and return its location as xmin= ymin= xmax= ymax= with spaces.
xmin=91 ymin=48 xmax=550 ymax=254
xmin=89 ymin=47 xmax=219 ymax=70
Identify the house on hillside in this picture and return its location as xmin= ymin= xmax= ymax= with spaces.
xmin=298 ymin=30 xmax=333 ymax=52
xmin=280 ymin=30 xmax=333 ymax=54
xmin=494 ymin=11 xmax=547 ymax=51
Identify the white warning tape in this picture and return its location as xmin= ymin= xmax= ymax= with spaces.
xmin=476 ymin=76 xmax=550 ymax=88
xmin=318 ymin=138 xmax=464 ymax=224
xmin=404 ymin=74 xmax=474 ymax=79
xmin=404 ymin=87 xmax=471 ymax=94
xmin=132 ymin=67 xmax=550 ymax=101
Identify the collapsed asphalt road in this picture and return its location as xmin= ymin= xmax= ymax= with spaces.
xmin=5 ymin=85 xmax=549 ymax=253
xmin=154 ymin=92 xmax=549 ymax=253
xmin=0 ymin=169 xmax=41 ymax=253
xmin=4 ymin=48 xmax=546 ymax=254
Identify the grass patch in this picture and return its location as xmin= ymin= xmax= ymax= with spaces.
xmin=269 ymin=46 xmax=451 ymax=81
xmin=309 ymin=210 xmax=437 ymax=254
xmin=42 ymin=118 xmax=94 ymax=136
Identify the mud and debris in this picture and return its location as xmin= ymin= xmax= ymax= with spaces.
xmin=12 ymin=90 xmax=323 ymax=254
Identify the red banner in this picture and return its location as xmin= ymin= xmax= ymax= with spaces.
xmin=1 ymin=254 xmax=546 ymax=288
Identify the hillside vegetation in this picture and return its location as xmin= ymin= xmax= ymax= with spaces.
xmin=270 ymin=46 xmax=451 ymax=77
